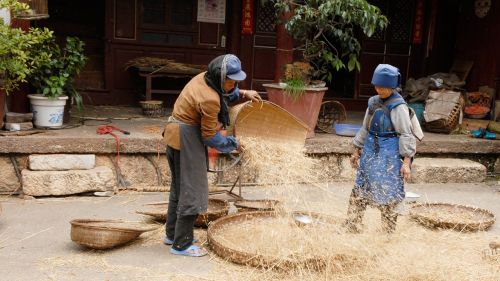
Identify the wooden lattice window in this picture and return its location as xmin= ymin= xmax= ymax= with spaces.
xmin=390 ymin=0 xmax=413 ymax=42
xmin=256 ymin=0 xmax=276 ymax=33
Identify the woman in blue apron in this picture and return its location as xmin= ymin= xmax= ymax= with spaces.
xmin=345 ymin=64 xmax=416 ymax=233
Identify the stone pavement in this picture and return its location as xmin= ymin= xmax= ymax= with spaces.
xmin=0 ymin=182 xmax=499 ymax=281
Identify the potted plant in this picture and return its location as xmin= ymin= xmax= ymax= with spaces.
xmin=264 ymin=61 xmax=327 ymax=138
xmin=0 ymin=0 xmax=53 ymax=128
xmin=27 ymin=36 xmax=87 ymax=128
xmin=265 ymin=0 xmax=388 ymax=137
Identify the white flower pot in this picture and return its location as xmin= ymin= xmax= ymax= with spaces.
xmin=28 ymin=94 xmax=68 ymax=128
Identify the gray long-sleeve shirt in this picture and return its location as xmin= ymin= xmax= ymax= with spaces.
xmin=353 ymin=103 xmax=416 ymax=158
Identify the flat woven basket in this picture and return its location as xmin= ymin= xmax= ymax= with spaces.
xmin=233 ymin=199 xmax=281 ymax=212
xmin=425 ymin=95 xmax=465 ymax=133
xmin=409 ymin=202 xmax=496 ymax=232
xmin=135 ymin=198 xmax=230 ymax=227
xmin=315 ymin=100 xmax=347 ymax=134
xmin=228 ymin=101 xmax=309 ymax=145
xmin=70 ymin=219 xmax=157 ymax=250
xmin=207 ymin=211 xmax=350 ymax=270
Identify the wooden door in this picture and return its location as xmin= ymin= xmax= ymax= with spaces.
xmin=104 ymin=0 xmax=227 ymax=104
xmin=248 ymin=0 xmax=278 ymax=92
xmin=357 ymin=0 xmax=415 ymax=98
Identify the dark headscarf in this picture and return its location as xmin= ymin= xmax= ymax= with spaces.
xmin=204 ymin=54 xmax=232 ymax=128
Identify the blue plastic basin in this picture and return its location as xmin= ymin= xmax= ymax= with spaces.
xmin=334 ymin=123 xmax=362 ymax=137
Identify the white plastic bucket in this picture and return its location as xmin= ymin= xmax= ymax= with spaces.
xmin=28 ymin=94 xmax=68 ymax=128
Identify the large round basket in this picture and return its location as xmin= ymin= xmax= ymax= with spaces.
xmin=207 ymin=211 xmax=351 ymax=271
xmin=135 ymin=198 xmax=230 ymax=227
xmin=228 ymin=101 xmax=309 ymax=146
xmin=409 ymin=203 xmax=496 ymax=232
xmin=70 ymin=219 xmax=157 ymax=250
xmin=135 ymin=202 xmax=167 ymax=221
xmin=234 ymin=199 xmax=281 ymax=213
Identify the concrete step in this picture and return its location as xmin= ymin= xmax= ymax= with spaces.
xmin=410 ymin=157 xmax=487 ymax=183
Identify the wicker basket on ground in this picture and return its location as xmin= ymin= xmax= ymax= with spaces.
xmin=139 ymin=100 xmax=165 ymax=118
xmin=409 ymin=202 xmax=496 ymax=232
xmin=135 ymin=198 xmax=230 ymax=227
xmin=228 ymin=101 xmax=309 ymax=146
xmin=207 ymin=211 xmax=351 ymax=271
xmin=234 ymin=199 xmax=281 ymax=213
xmin=70 ymin=219 xmax=157 ymax=250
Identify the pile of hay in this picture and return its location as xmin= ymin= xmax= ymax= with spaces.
xmin=124 ymin=57 xmax=207 ymax=74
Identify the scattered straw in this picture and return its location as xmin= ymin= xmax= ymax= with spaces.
xmin=0 ymin=227 xmax=53 ymax=250
xmin=239 ymin=137 xmax=319 ymax=185
xmin=206 ymin=183 xmax=500 ymax=280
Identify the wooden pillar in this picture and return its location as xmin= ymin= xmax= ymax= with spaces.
xmin=274 ymin=11 xmax=294 ymax=82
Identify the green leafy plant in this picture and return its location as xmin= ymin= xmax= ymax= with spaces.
xmin=273 ymin=0 xmax=388 ymax=82
xmin=0 ymin=0 xmax=28 ymax=13
xmin=29 ymin=36 xmax=87 ymax=109
xmin=0 ymin=0 xmax=53 ymax=94
xmin=282 ymin=61 xmax=312 ymax=101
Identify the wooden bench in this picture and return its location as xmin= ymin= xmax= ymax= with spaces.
xmin=137 ymin=65 xmax=206 ymax=101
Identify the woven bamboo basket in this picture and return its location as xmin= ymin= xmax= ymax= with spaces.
xmin=315 ymin=100 xmax=347 ymax=134
xmin=207 ymin=211 xmax=349 ymax=270
xmin=409 ymin=202 xmax=496 ymax=232
xmin=135 ymin=198 xmax=230 ymax=227
xmin=70 ymin=219 xmax=157 ymax=250
xmin=139 ymin=100 xmax=165 ymax=118
xmin=425 ymin=95 xmax=465 ymax=133
xmin=234 ymin=199 xmax=281 ymax=213
xmin=227 ymin=101 xmax=309 ymax=145
xmin=135 ymin=202 xmax=167 ymax=221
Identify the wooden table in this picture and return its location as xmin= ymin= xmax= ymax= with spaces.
xmin=137 ymin=66 xmax=206 ymax=100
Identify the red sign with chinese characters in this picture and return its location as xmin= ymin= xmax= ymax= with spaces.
xmin=241 ymin=0 xmax=254 ymax=35
xmin=412 ymin=0 xmax=425 ymax=44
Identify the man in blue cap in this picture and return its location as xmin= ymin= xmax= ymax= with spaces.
xmin=162 ymin=54 xmax=261 ymax=257
xmin=345 ymin=63 xmax=417 ymax=233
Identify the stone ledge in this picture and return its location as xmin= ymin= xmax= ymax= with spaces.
xmin=29 ymin=154 xmax=95 ymax=171
xmin=410 ymin=158 xmax=487 ymax=184
xmin=0 ymin=131 xmax=499 ymax=155
xmin=306 ymin=133 xmax=500 ymax=155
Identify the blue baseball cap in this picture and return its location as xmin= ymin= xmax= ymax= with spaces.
xmin=371 ymin=64 xmax=400 ymax=88
xmin=225 ymin=55 xmax=247 ymax=81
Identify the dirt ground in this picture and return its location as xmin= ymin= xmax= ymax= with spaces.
xmin=0 ymin=181 xmax=499 ymax=281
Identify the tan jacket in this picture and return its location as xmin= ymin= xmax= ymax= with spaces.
xmin=163 ymin=73 xmax=220 ymax=150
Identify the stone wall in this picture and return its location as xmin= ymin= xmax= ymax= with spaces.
xmin=0 ymin=153 xmax=497 ymax=196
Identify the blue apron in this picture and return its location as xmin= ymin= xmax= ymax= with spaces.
xmin=354 ymin=93 xmax=406 ymax=205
